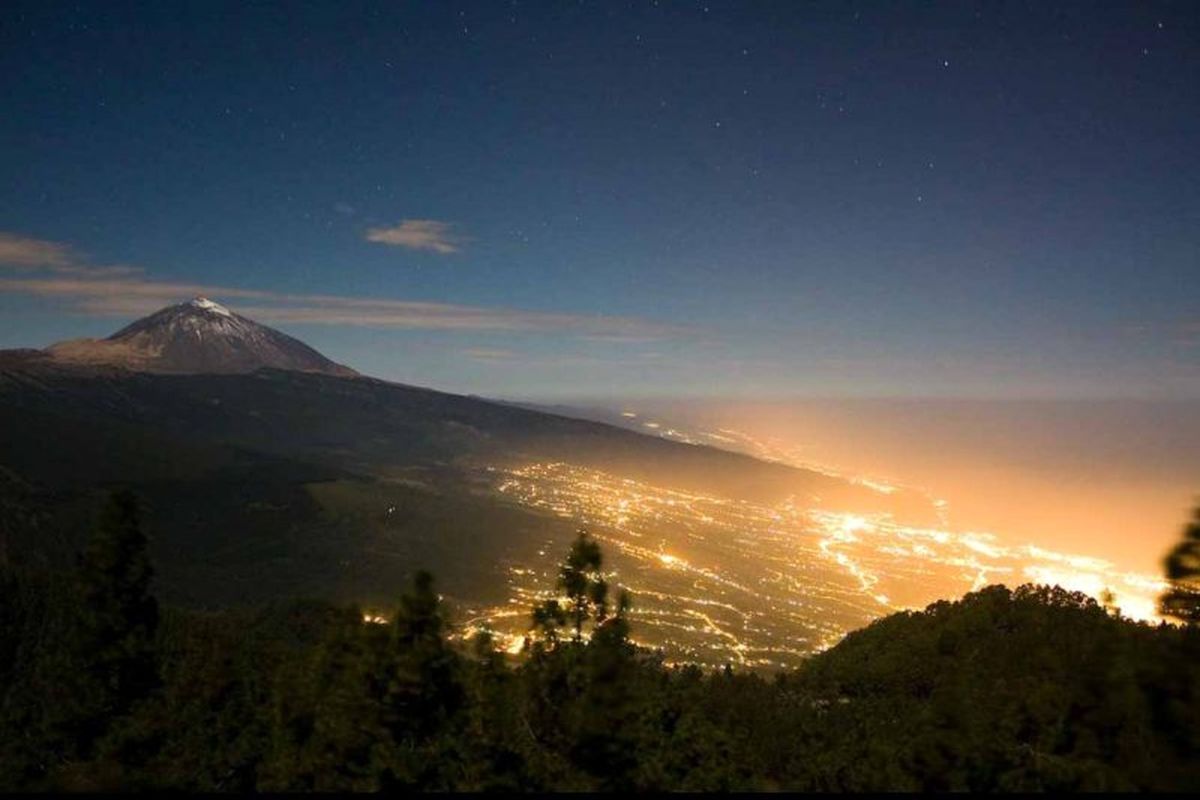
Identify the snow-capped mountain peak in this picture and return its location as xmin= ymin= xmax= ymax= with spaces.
xmin=45 ymin=299 xmax=357 ymax=376
xmin=188 ymin=296 xmax=232 ymax=317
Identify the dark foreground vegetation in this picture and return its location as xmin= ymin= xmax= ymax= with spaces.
xmin=3 ymin=493 xmax=1200 ymax=792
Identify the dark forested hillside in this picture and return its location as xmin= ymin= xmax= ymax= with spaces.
xmin=2 ymin=501 xmax=1198 ymax=792
xmin=3 ymin=351 xmax=1194 ymax=790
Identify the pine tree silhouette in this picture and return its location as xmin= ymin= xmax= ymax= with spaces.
xmin=1160 ymin=504 xmax=1200 ymax=625
xmin=72 ymin=490 xmax=160 ymax=753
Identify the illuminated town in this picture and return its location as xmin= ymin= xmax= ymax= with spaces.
xmin=451 ymin=456 xmax=1167 ymax=670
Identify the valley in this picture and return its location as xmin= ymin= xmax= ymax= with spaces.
xmin=453 ymin=461 xmax=1167 ymax=668
xmin=0 ymin=301 xmax=1170 ymax=671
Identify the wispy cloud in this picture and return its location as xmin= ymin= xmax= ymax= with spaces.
xmin=0 ymin=229 xmax=687 ymax=339
xmin=0 ymin=232 xmax=142 ymax=277
xmin=0 ymin=253 xmax=686 ymax=343
xmin=365 ymin=219 xmax=463 ymax=254
xmin=0 ymin=276 xmax=683 ymax=338
xmin=461 ymin=347 xmax=518 ymax=361
xmin=0 ymin=232 xmax=75 ymax=267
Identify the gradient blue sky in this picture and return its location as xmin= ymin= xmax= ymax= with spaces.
xmin=1 ymin=1 xmax=1197 ymax=399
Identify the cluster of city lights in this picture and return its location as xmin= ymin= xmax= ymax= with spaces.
xmin=447 ymin=459 xmax=1167 ymax=669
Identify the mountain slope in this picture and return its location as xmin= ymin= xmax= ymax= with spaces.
xmin=45 ymin=297 xmax=356 ymax=376
xmin=0 ymin=352 xmax=932 ymax=516
xmin=0 ymin=300 xmax=940 ymax=619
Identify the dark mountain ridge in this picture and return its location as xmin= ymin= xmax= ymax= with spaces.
xmin=0 ymin=349 xmax=931 ymax=514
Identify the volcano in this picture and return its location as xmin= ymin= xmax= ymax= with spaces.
xmin=44 ymin=297 xmax=356 ymax=376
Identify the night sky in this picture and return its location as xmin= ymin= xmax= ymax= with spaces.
xmin=1 ymin=1 xmax=1196 ymax=399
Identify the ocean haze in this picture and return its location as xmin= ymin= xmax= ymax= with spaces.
xmin=527 ymin=396 xmax=1200 ymax=578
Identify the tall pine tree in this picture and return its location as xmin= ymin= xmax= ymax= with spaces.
xmin=1160 ymin=504 xmax=1200 ymax=625
xmin=72 ymin=490 xmax=160 ymax=751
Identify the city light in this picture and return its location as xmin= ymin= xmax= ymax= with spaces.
xmin=465 ymin=459 xmax=1168 ymax=669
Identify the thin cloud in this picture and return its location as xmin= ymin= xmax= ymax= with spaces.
xmin=46 ymin=263 xmax=144 ymax=277
xmin=0 ymin=232 xmax=75 ymax=267
xmin=0 ymin=275 xmax=688 ymax=340
xmin=234 ymin=300 xmax=684 ymax=339
xmin=0 ymin=229 xmax=688 ymax=340
xmin=365 ymin=219 xmax=463 ymax=254
xmin=461 ymin=347 xmax=519 ymax=361
xmin=0 ymin=232 xmax=142 ymax=277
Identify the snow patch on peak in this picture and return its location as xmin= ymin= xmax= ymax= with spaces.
xmin=52 ymin=297 xmax=357 ymax=376
xmin=189 ymin=296 xmax=232 ymax=317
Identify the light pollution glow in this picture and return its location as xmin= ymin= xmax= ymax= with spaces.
xmin=603 ymin=400 xmax=1199 ymax=580
xmin=446 ymin=456 xmax=1167 ymax=670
